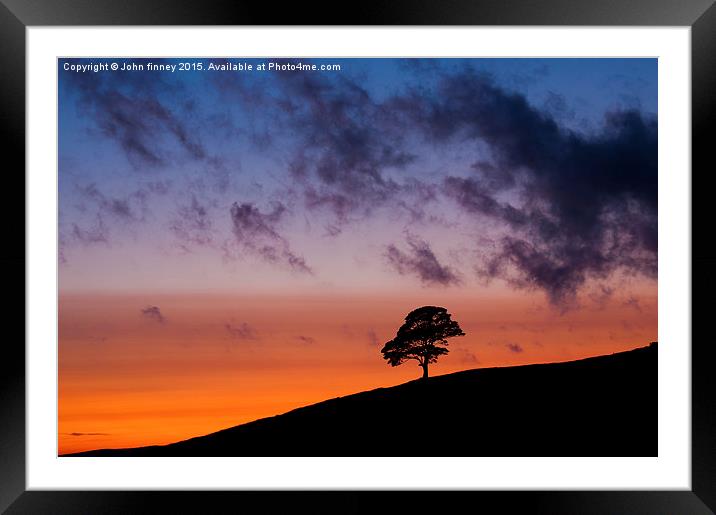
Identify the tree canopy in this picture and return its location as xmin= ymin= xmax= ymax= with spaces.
xmin=381 ymin=306 xmax=465 ymax=378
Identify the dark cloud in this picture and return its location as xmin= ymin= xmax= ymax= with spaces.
xmin=140 ymin=305 xmax=165 ymax=324
xmin=61 ymin=179 xmax=176 ymax=260
xmin=274 ymin=70 xmax=417 ymax=223
xmin=68 ymin=69 xmax=207 ymax=168
xmin=66 ymin=432 xmax=110 ymax=436
xmin=258 ymin=68 xmax=654 ymax=302
xmin=295 ymin=335 xmax=316 ymax=345
xmin=366 ymin=329 xmax=380 ymax=347
xmin=229 ymin=201 xmax=312 ymax=274
xmin=392 ymin=70 xmax=656 ymax=306
xmin=225 ymin=322 xmax=259 ymax=341
xmin=506 ymin=343 xmax=524 ymax=353
xmin=65 ymin=183 xmax=153 ymax=252
xmin=211 ymin=67 xmax=442 ymax=235
xmin=75 ymin=183 xmax=148 ymax=223
xmin=385 ymin=235 xmax=460 ymax=287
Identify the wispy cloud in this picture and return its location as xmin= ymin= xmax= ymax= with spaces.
xmin=60 ymin=60 xmax=656 ymax=305
xmin=385 ymin=235 xmax=460 ymax=286
xmin=225 ymin=322 xmax=259 ymax=341
xmin=169 ymin=195 xmax=214 ymax=249
xmin=140 ymin=305 xmax=165 ymax=324
xmin=229 ymin=201 xmax=312 ymax=274
xmin=68 ymin=69 xmax=207 ymax=168
xmin=366 ymin=329 xmax=381 ymax=347
xmin=404 ymin=71 xmax=658 ymax=306
xmin=506 ymin=343 xmax=524 ymax=353
xmin=294 ymin=335 xmax=316 ymax=345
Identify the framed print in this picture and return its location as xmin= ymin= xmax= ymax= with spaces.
xmin=2 ymin=1 xmax=715 ymax=513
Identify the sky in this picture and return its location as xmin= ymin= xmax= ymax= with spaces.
xmin=58 ymin=57 xmax=658 ymax=454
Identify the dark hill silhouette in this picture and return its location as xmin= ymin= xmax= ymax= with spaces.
xmin=65 ymin=343 xmax=657 ymax=457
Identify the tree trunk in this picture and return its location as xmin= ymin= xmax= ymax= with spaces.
xmin=421 ymin=362 xmax=429 ymax=379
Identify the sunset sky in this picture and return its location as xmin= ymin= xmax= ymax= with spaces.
xmin=58 ymin=58 xmax=657 ymax=454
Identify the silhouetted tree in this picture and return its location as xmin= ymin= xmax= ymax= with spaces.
xmin=381 ymin=306 xmax=465 ymax=379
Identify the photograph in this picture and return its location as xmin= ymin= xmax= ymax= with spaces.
xmin=2 ymin=0 xmax=712 ymax=509
xmin=57 ymin=56 xmax=659 ymax=458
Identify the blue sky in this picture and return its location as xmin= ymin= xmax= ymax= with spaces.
xmin=58 ymin=57 xmax=657 ymax=307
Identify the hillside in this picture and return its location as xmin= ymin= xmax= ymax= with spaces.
xmin=65 ymin=343 xmax=657 ymax=457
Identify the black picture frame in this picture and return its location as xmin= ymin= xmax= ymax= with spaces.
xmin=2 ymin=1 xmax=714 ymax=513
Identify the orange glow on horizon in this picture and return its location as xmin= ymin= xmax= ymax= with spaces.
xmin=59 ymin=289 xmax=657 ymax=454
